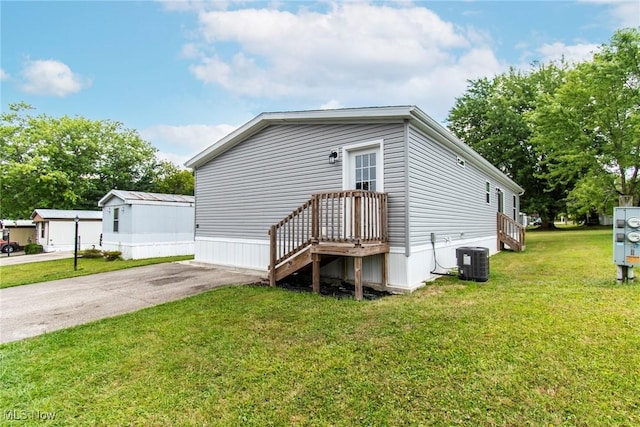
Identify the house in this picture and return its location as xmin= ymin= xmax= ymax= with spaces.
xmin=98 ymin=190 xmax=195 ymax=260
xmin=31 ymin=209 xmax=103 ymax=252
xmin=185 ymin=106 xmax=525 ymax=297
xmin=0 ymin=219 xmax=36 ymax=248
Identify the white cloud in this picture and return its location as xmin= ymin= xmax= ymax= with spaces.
xmin=580 ymin=0 xmax=640 ymax=28
xmin=0 ymin=68 xmax=9 ymax=81
xmin=140 ymin=123 xmax=237 ymax=159
xmin=320 ymin=99 xmax=344 ymax=110
xmin=156 ymin=151 xmax=193 ymax=168
xmin=20 ymin=59 xmax=91 ymax=97
xmin=158 ymin=0 xmax=240 ymax=13
xmin=180 ymin=43 xmax=202 ymax=59
xmin=182 ymin=2 xmax=502 ymax=122
xmin=537 ymin=42 xmax=599 ymax=64
xmin=607 ymin=1 xmax=640 ymax=27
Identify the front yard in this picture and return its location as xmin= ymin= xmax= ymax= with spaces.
xmin=1 ymin=228 xmax=638 ymax=425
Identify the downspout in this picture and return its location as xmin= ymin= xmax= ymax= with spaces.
xmin=193 ymin=168 xmax=199 ymax=241
xmin=404 ymin=119 xmax=411 ymax=257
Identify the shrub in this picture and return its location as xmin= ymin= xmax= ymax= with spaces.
xmin=80 ymin=248 xmax=103 ymax=259
xmin=24 ymin=243 xmax=43 ymax=255
xmin=102 ymin=251 xmax=122 ymax=261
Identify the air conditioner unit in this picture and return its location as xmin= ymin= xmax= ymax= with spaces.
xmin=456 ymin=247 xmax=489 ymax=282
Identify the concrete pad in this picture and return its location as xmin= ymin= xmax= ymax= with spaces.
xmin=0 ymin=262 xmax=263 ymax=344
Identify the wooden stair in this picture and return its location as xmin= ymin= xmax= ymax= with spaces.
xmin=268 ymin=190 xmax=389 ymax=300
xmin=272 ymin=247 xmax=313 ymax=282
xmin=497 ymin=212 xmax=526 ymax=252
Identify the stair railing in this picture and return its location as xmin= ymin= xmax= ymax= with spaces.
xmin=269 ymin=190 xmax=388 ymax=285
xmin=497 ymin=212 xmax=526 ymax=251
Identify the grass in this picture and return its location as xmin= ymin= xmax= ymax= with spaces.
xmin=1 ymin=228 xmax=639 ymax=425
xmin=0 ymin=255 xmax=194 ymax=289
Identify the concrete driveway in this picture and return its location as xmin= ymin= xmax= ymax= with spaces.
xmin=0 ymin=250 xmax=74 ymax=266
xmin=0 ymin=262 xmax=263 ymax=344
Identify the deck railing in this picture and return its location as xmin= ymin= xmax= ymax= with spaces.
xmin=497 ymin=212 xmax=526 ymax=252
xmin=269 ymin=190 xmax=388 ymax=267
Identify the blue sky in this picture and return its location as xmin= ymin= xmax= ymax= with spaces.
xmin=2 ymin=1 xmax=638 ymax=166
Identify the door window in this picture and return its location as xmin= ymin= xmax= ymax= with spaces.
xmin=355 ymin=153 xmax=377 ymax=192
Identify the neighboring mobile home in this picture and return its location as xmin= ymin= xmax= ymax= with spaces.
xmin=0 ymin=219 xmax=36 ymax=248
xmin=98 ymin=190 xmax=195 ymax=260
xmin=185 ymin=106 xmax=525 ymax=295
xmin=31 ymin=209 xmax=102 ymax=252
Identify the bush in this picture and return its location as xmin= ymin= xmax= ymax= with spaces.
xmin=102 ymin=251 xmax=122 ymax=261
xmin=24 ymin=243 xmax=43 ymax=255
xmin=80 ymin=248 xmax=103 ymax=259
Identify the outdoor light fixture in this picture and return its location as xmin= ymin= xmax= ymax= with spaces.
xmin=328 ymin=150 xmax=338 ymax=165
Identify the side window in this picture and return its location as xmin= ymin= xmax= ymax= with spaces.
xmin=485 ymin=182 xmax=491 ymax=204
xmin=40 ymin=223 xmax=45 ymax=238
xmin=513 ymin=195 xmax=517 ymax=219
xmin=113 ymin=208 xmax=119 ymax=232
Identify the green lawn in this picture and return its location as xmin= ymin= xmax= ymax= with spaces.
xmin=2 ymin=228 xmax=639 ymax=425
xmin=0 ymin=255 xmax=194 ymax=289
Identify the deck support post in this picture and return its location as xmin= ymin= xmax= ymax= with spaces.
xmin=382 ymin=252 xmax=388 ymax=287
xmin=354 ymin=256 xmax=363 ymax=301
xmin=312 ymin=253 xmax=321 ymax=294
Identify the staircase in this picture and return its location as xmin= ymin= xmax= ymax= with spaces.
xmin=497 ymin=212 xmax=526 ymax=252
xmin=268 ymin=190 xmax=389 ymax=300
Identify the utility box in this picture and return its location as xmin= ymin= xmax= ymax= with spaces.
xmin=613 ymin=207 xmax=640 ymax=267
xmin=456 ymin=247 xmax=489 ymax=282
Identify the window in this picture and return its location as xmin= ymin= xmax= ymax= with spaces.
xmin=40 ymin=224 xmax=45 ymax=238
xmin=113 ymin=208 xmax=119 ymax=232
xmin=513 ymin=195 xmax=518 ymax=220
xmin=355 ymin=153 xmax=377 ymax=191
xmin=485 ymin=182 xmax=491 ymax=204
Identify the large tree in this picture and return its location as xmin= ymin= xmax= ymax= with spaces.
xmin=0 ymin=104 xmax=158 ymax=218
xmin=531 ymin=28 xmax=640 ymax=209
xmin=151 ymin=160 xmax=194 ymax=195
xmin=447 ymin=63 xmax=569 ymax=228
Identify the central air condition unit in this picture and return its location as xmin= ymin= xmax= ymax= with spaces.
xmin=456 ymin=247 xmax=489 ymax=282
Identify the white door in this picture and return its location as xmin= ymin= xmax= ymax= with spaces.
xmin=343 ymin=145 xmax=382 ymax=239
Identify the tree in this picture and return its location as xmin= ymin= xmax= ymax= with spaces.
xmin=0 ymin=104 xmax=158 ymax=218
xmin=447 ymin=63 xmax=569 ymax=228
xmin=566 ymin=174 xmax=618 ymax=222
xmin=531 ymin=28 xmax=640 ymax=209
xmin=151 ymin=160 xmax=194 ymax=195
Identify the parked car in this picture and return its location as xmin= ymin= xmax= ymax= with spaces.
xmin=0 ymin=240 xmax=19 ymax=253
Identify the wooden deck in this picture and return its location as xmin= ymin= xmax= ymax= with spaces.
xmin=268 ymin=190 xmax=388 ymax=301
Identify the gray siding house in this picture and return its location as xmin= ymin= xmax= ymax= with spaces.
xmin=185 ymin=106 xmax=524 ymax=294
xmin=98 ymin=190 xmax=195 ymax=260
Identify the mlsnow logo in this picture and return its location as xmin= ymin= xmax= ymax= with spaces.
xmin=4 ymin=410 xmax=57 ymax=421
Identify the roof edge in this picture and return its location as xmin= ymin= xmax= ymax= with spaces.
xmin=184 ymin=106 xmax=415 ymax=169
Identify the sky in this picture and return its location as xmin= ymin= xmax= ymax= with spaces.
xmin=1 ymin=1 xmax=639 ymax=167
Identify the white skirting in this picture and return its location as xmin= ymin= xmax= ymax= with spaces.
xmin=42 ymin=243 xmax=99 ymax=253
xmin=194 ymin=235 xmax=498 ymax=293
xmin=101 ymin=240 xmax=194 ymax=260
